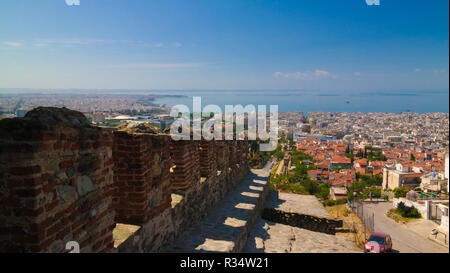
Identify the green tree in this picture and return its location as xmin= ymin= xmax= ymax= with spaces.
xmin=394 ymin=187 xmax=408 ymax=198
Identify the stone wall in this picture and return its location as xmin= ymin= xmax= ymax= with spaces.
xmin=261 ymin=209 xmax=343 ymax=235
xmin=117 ymin=139 xmax=250 ymax=253
xmin=0 ymin=107 xmax=251 ymax=253
xmin=0 ymin=107 xmax=115 ymax=253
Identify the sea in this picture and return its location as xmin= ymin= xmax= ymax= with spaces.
xmin=150 ymin=90 xmax=449 ymax=114
xmin=1 ymin=89 xmax=448 ymax=114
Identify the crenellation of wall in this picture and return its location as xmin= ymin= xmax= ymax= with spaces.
xmin=0 ymin=107 xmax=115 ymax=253
xmin=215 ymin=140 xmax=230 ymax=173
xmin=199 ymin=139 xmax=217 ymax=178
xmin=113 ymin=128 xmax=172 ymax=225
xmin=169 ymin=140 xmax=201 ymax=194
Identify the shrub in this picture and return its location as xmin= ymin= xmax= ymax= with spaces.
xmin=397 ymin=202 xmax=421 ymax=218
xmin=323 ymin=199 xmax=348 ymax=206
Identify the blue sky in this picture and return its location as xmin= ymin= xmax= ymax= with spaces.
xmin=0 ymin=0 xmax=448 ymax=91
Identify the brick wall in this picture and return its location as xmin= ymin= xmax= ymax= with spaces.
xmin=0 ymin=107 xmax=115 ymax=253
xmin=113 ymin=128 xmax=172 ymax=225
xmin=215 ymin=140 xmax=230 ymax=172
xmin=169 ymin=140 xmax=200 ymax=193
xmin=199 ymin=139 xmax=217 ymax=178
xmin=229 ymin=140 xmax=239 ymax=166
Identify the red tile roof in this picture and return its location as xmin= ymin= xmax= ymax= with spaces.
xmin=331 ymin=156 xmax=351 ymax=164
xmin=402 ymin=173 xmax=424 ymax=178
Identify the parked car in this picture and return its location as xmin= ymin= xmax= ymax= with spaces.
xmin=364 ymin=232 xmax=393 ymax=253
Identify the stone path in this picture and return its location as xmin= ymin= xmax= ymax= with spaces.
xmin=266 ymin=191 xmax=331 ymax=218
xmin=244 ymin=219 xmax=361 ymax=253
xmin=164 ymin=168 xmax=270 ymax=253
xmin=164 ymin=161 xmax=361 ymax=253
xmin=244 ymin=191 xmax=362 ymax=253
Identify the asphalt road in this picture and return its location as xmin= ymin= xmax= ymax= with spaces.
xmin=361 ymin=202 xmax=448 ymax=253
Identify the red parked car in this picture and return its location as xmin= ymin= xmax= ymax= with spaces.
xmin=364 ymin=232 xmax=393 ymax=253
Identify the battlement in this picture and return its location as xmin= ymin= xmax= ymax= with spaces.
xmin=0 ymin=107 xmax=250 ymax=253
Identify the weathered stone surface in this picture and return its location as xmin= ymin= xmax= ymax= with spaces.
xmin=76 ymin=175 xmax=95 ymax=196
xmin=57 ymin=185 xmax=77 ymax=201
xmin=24 ymin=107 xmax=89 ymax=127
xmin=152 ymin=154 xmax=162 ymax=177
xmin=46 ymin=159 xmax=60 ymax=173
xmin=56 ymin=171 xmax=68 ymax=181
xmin=66 ymin=168 xmax=76 ymax=178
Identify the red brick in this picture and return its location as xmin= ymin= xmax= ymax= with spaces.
xmin=15 ymin=188 xmax=42 ymax=197
xmin=9 ymin=166 xmax=41 ymax=176
xmin=59 ymin=160 xmax=73 ymax=168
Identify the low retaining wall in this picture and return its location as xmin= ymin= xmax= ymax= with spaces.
xmin=261 ymin=209 xmax=343 ymax=235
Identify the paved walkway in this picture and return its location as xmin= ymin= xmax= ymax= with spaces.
xmin=165 ymin=168 xmax=270 ymax=253
xmin=275 ymin=160 xmax=284 ymax=175
xmin=266 ymin=191 xmax=331 ymax=218
xmin=244 ymin=219 xmax=361 ymax=253
xmin=245 ymin=191 xmax=361 ymax=253
xmin=361 ymin=202 xmax=448 ymax=253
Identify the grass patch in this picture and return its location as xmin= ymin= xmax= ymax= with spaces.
xmin=325 ymin=204 xmax=367 ymax=249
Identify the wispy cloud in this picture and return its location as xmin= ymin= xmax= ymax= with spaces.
xmin=414 ymin=68 xmax=421 ymax=72
xmin=433 ymin=69 xmax=446 ymax=74
xmin=12 ymin=38 xmax=185 ymax=49
xmin=354 ymin=72 xmax=361 ymax=77
xmin=33 ymin=38 xmax=98 ymax=47
xmin=151 ymin=42 xmax=182 ymax=48
xmin=153 ymin=42 xmax=165 ymax=48
xmin=31 ymin=38 xmax=156 ymax=48
xmin=274 ymin=69 xmax=336 ymax=80
xmin=110 ymin=62 xmax=205 ymax=70
xmin=2 ymin=41 xmax=23 ymax=47
xmin=133 ymin=63 xmax=203 ymax=68
xmin=171 ymin=42 xmax=182 ymax=48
